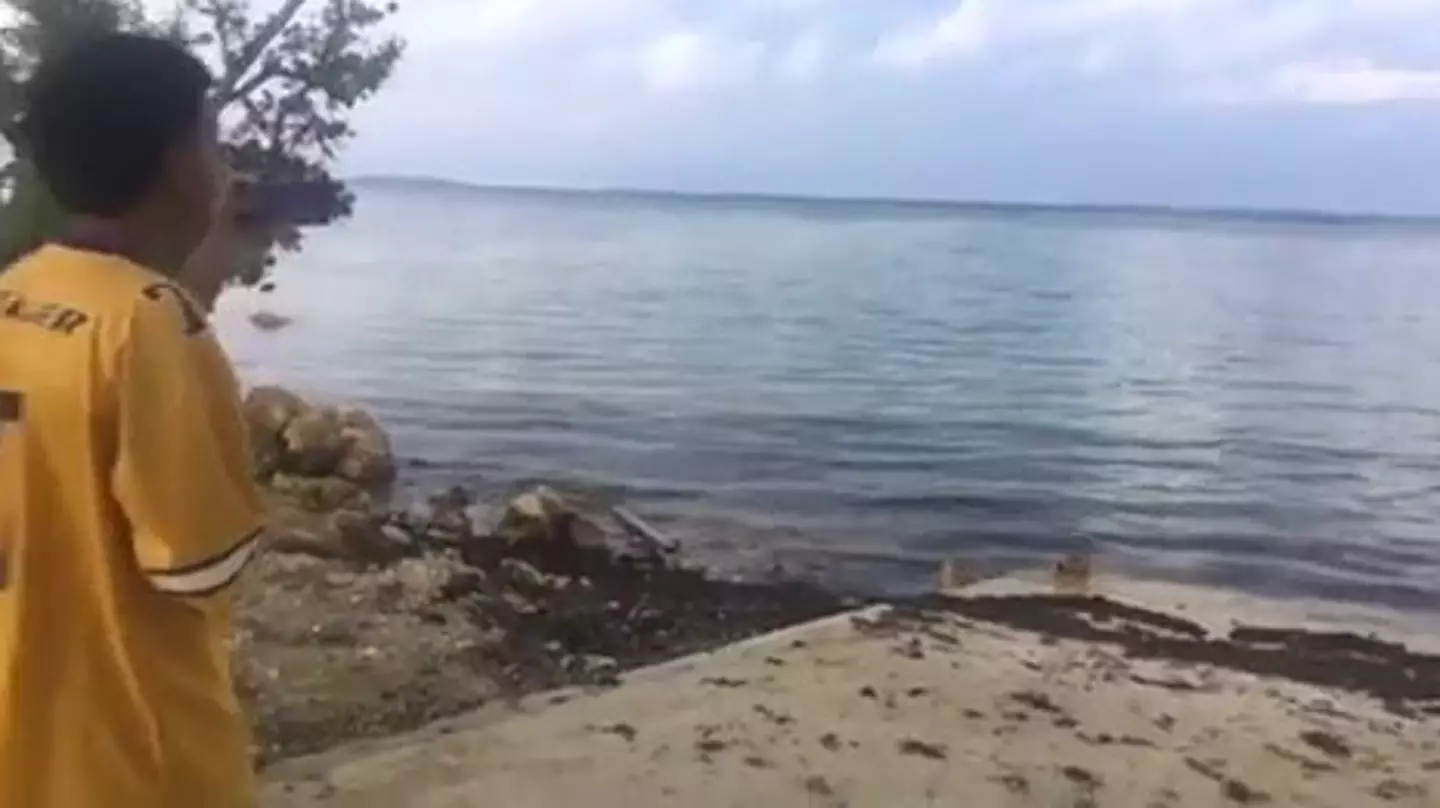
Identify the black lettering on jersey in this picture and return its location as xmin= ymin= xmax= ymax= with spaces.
xmin=142 ymin=282 xmax=208 ymax=336
xmin=0 ymin=289 xmax=91 ymax=335
xmin=0 ymin=389 xmax=21 ymax=592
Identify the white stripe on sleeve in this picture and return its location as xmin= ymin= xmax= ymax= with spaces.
xmin=145 ymin=530 xmax=261 ymax=595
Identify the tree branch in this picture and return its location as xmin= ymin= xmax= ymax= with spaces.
xmin=208 ymin=2 xmax=236 ymax=76
xmin=228 ymin=60 xmax=284 ymax=101
xmin=216 ymin=0 xmax=307 ymax=104
xmin=265 ymin=92 xmax=301 ymax=159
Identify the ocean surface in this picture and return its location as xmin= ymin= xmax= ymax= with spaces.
xmin=214 ymin=182 xmax=1440 ymax=607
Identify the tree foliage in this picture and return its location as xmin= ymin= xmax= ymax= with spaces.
xmin=0 ymin=0 xmax=403 ymax=279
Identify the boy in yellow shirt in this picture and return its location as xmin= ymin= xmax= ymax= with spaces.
xmin=0 ymin=33 xmax=264 ymax=807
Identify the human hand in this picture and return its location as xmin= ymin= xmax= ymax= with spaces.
xmin=178 ymin=174 xmax=273 ymax=312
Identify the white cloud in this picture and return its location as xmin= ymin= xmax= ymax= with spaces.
xmin=1270 ymin=59 xmax=1440 ymax=104
xmin=872 ymin=0 xmax=992 ymax=71
xmin=871 ymin=0 xmax=1206 ymax=72
xmin=140 ymin=0 xmax=1440 ymax=108
xmin=776 ymin=31 xmax=828 ymax=84
xmin=726 ymin=0 xmax=835 ymax=14
xmin=400 ymin=0 xmax=651 ymax=50
xmin=867 ymin=0 xmax=1440 ymax=105
xmin=634 ymin=31 xmax=767 ymax=93
xmin=1076 ymin=39 xmax=1122 ymax=78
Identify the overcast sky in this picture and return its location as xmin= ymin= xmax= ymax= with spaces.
xmin=239 ymin=2 xmax=1440 ymax=212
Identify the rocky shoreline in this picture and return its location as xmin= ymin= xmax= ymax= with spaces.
xmin=239 ymin=386 xmax=851 ymax=764
xmin=238 ymin=386 xmax=1440 ymax=784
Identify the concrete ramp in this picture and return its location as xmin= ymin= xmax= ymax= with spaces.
xmin=262 ymin=576 xmax=1440 ymax=807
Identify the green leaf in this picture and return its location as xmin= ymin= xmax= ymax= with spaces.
xmin=0 ymin=0 xmax=403 ymax=287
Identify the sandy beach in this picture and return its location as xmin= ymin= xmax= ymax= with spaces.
xmin=261 ymin=574 xmax=1440 ymax=807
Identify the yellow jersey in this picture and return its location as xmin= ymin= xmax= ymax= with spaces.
xmin=0 ymin=244 xmax=263 ymax=807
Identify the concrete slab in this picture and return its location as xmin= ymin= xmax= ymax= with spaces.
xmin=262 ymin=576 xmax=1440 ymax=807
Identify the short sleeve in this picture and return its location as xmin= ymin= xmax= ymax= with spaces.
xmin=110 ymin=281 xmax=263 ymax=596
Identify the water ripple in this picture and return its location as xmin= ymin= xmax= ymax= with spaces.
xmin=218 ymin=189 xmax=1440 ymax=608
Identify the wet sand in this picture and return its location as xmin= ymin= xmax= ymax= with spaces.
xmin=261 ymin=574 xmax=1440 ymax=807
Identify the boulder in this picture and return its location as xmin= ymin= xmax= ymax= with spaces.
xmin=244 ymin=386 xmax=306 ymax=435
xmin=390 ymin=557 xmax=459 ymax=604
xmin=329 ymin=509 xmax=413 ymax=566
xmin=243 ymin=385 xmax=399 ymax=494
xmin=334 ymin=408 xmax=396 ymax=486
xmin=498 ymin=557 xmax=565 ymax=593
xmin=267 ymin=473 xmax=368 ymax=513
xmin=268 ymin=507 xmax=413 ymax=566
xmin=430 ymin=485 xmax=472 ymax=513
xmin=264 ymin=526 xmax=327 ymax=559
xmin=481 ymin=486 xmax=611 ymax=576
xmin=494 ymin=486 xmax=604 ymax=547
xmin=243 ymin=386 xmax=308 ymax=480
xmin=420 ymin=485 xmax=475 ymax=543
xmin=281 ymin=407 xmax=348 ymax=477
xmin=249 ymin=428 xmax=285 ymax=482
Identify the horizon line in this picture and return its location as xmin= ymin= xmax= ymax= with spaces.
xmin=347 ymin=174 xmax=1440 ymax=227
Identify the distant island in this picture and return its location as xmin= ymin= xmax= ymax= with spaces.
xmin=348 ymin=175 xmax=1440 ymax=230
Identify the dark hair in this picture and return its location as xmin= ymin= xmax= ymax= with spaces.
xmin=19 ymin=33 xmax=212 ymax=217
